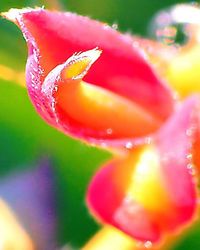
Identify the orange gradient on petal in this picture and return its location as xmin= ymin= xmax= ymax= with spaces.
xmin=63 ymin=49 xmax=102 ymax=79
xmin=65 ymin=59 xmax=92 ymax=79
xmin=56 ymin=81 xmax=161 ymax=139
xmin=113 ymin=145 xmax=173 ymax=228
xmin=128 ymin=147 xmax=171 ymax=212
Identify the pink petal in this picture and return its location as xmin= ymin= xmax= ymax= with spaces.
xmin=4 ymin=8 xmax=175 ymax=145
xmin=87 ymin=95 xmax=200 ymax=242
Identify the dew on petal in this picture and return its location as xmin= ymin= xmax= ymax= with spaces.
xmin=144 ymin=241 xmax=153 ymax=249
xmin=145 ymin=137 xmax=152 ymax=145
xmin=111 ymin=23 xmax=118 ymax=30
xmin=149 ymin=3 xmax=200 ymax=45
xmin=125 ymin=142 xmax=133 ymax=149
xmin=187 ymin=163 xmax=196 ymax=176
xmin=186 ymin=127 xmax=195 ymax=137
xmin=100 ymin=142 xmax=108 ymax=148
xmin=186 ymin=153 xmax=193 ymax=160
xmin=136 ymin=240 xmax=153 ymax=249
xmin=106 ymin=128 xmax=113 ymax=135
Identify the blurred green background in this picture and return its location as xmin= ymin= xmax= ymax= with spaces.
xmin=0 ymin=0 xmax=200 ymax=249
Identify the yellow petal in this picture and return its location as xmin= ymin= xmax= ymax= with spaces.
xmin=0 ymin=199 xmax=34 ymax=250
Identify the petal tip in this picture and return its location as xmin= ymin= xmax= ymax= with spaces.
xmin=1 ymin=7 xmax=44 ymax=22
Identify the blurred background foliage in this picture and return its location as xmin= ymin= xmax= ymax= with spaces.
xmin=0 ymin=0 xmax=200 ymax=249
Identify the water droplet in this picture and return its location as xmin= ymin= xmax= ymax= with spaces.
xmin=187 ymin=163 xmax=196 ymax=175
xmin=149 ymin=4 xmax=200 ymax=45
xmin=186 ymin=127 xmax=195 ymax=136
xmin=136 ymin=240 xmax=153 ymax=249
xmin=186 ymin=153 xmax=192 ymax=160
xmin=156 ymin=26 xmax=178 ymax=45
xmin=145 ymin=137 xmax=152 ymax=144
xmin=106 ymin=128 xmax=113 ymax=135
xmin=33 ymin=51 xmax=39 ymax=63
xmin=100 ymin=142 xmax=107 ymax=148
xmin=125 ymin=142 xmax=133 ymax=149
xmin=30 ymin=72 xmax=35 ymax=80
xmin=132 ymin=40 xmax=140 ymax=48
xmin=112 ymin=23 xmax=118 ymax=30
xmin=144 ymin=241 xmax=153 ymax=249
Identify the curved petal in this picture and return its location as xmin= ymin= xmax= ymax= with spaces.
xmin=131 ymin=36 xmax=178 ymax=78
xmin=87 ymin=95 xmax=200 ymax=242
xmin=147 ymin=4 xmax=200 ymax=98
xmin=40 ymin=49 xmax=161 ymax=141
xmin=3 ymin=8 xmax=175 ymax=145
xmin=166 ymin=44 xmax=200 ymax=97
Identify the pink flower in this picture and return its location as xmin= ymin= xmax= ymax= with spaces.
xmin=3 ymin=8 xmax=174 ymax=148
xmin=4 ymin=5 xmax=200 ymax=248
xmin=87 ymin=95 xmax=200 ymax=242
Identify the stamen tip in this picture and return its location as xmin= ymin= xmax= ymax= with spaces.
xmin=63 ymin=48 xmax=103 ymax=80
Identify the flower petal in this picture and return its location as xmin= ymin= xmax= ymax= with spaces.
xmin=0 ymin=199 xmax=34 ymax=250
xmin=148 ymin=4 xmax=200 ymax=98
xmin=41 ymin=49 xmax=161 ymax=141
xmin=4 ymin=8 xmax=175 ymax=145
xmin=87 ymin=95 xmax=200 ymax=242
xmin=166 ymin=44 xmax=200 ymax=97
xmin=82 ymin=226 xmax=137 ymax=250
